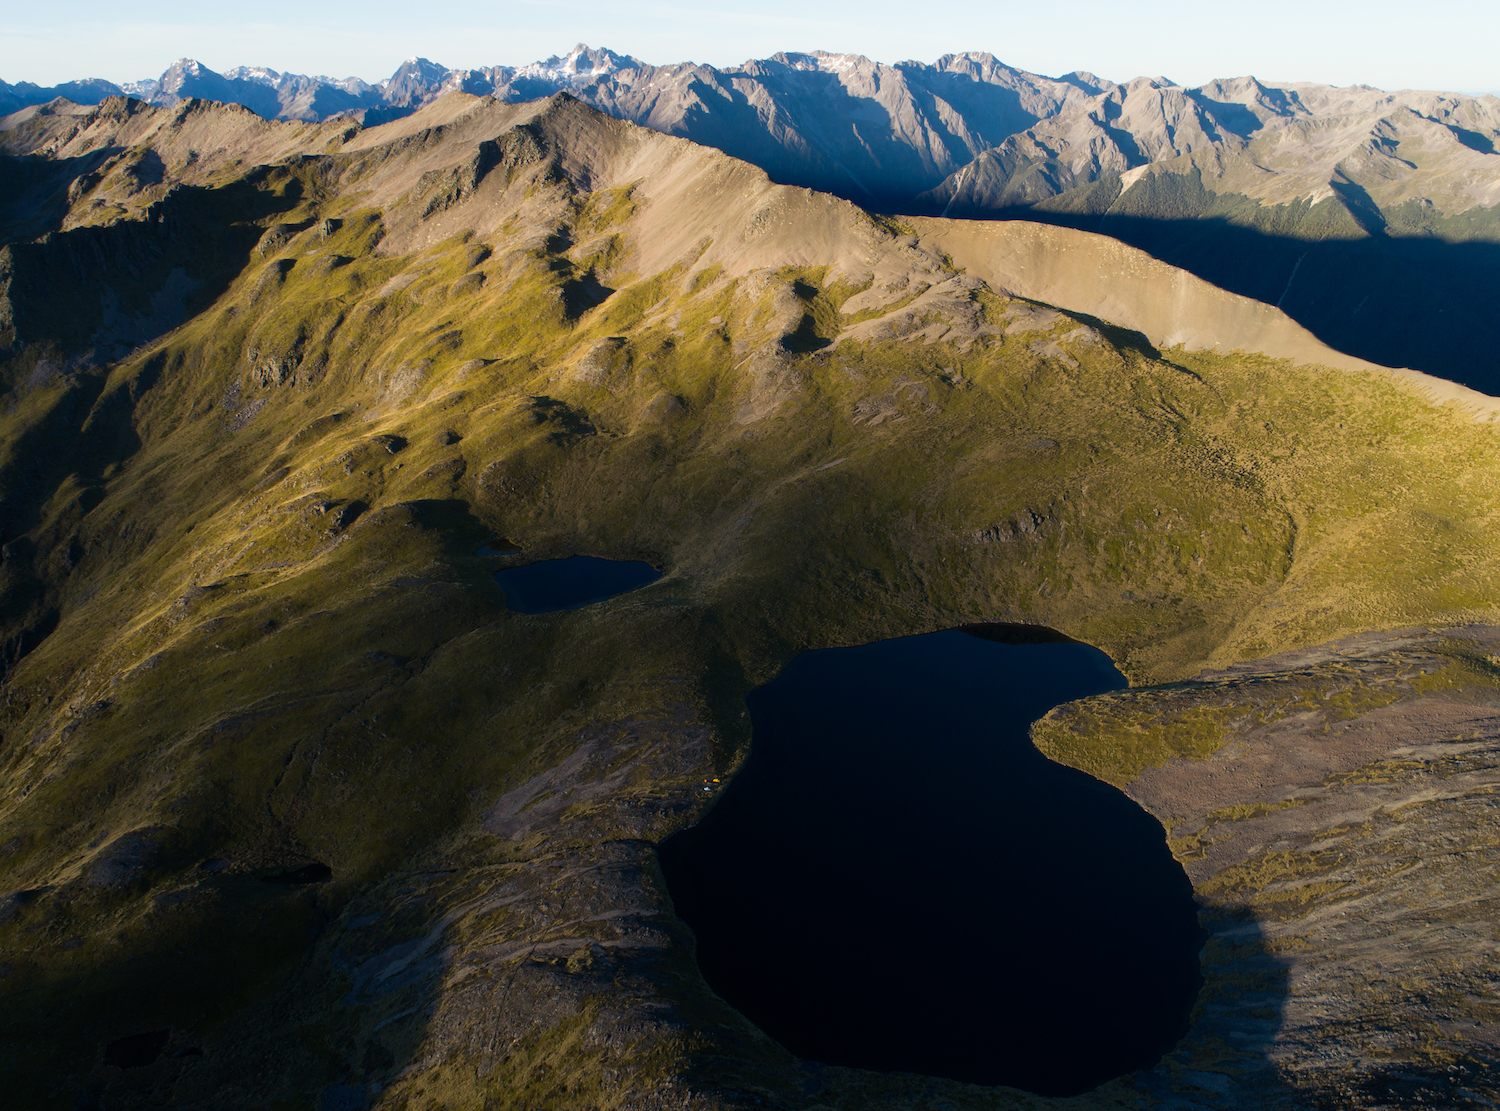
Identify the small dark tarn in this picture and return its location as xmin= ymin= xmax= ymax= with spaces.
xmin=261 ymin=862 xmax=333 ymax=886
xmin=659 ymin=628 xmax=1204 ymax=1097
xmin=476 ymin=537 xmax=523 ymax=556
xmin=104 ymin=1029 xmax=170 ymax=1069
xmin=492 ymin=556 xmax=661 ymax=614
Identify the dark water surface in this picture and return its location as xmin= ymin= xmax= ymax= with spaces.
xmin=492 ymin=556 xmax=660 ymax=613
xmin=658 ymin=628 xmax=1203 ymax=1096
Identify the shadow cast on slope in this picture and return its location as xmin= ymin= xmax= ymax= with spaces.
xmin=1132 ymin=905 xmax=1303 ymax=1108
xmin=0 ymin=151 xmax=122 ymax=245
xmin=0 ymin=346 xmax=173 ymax=677
xmin=1 ymin=163 xmax=307 ymax=359
xmin=915 ymin=204 xmax=1500 ymax=391
xmin=1098 ymin=214 xmax=1500 ymax=391
xmin=3 ymin=498 xmax=511 ymax=1111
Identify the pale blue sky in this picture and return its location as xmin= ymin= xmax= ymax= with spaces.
xmin=4 ymin=0 xmax=1497 ymax=95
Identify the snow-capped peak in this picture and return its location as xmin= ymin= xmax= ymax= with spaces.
xmin=514 ymin=44 xmax=631 ymax=84
xmin=813 ymin=52 xmax=868 ymax=74
xmin=773 ymin=51 xmax=870 ymax=74
xmin=224 ymin=66 xmax=281 ymax=86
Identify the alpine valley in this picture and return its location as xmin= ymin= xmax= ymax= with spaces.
xmin=2 ymin=43 xmax=1500 ymax=1111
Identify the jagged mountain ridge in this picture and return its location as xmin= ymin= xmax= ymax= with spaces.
xmin=925 ymin=74 xmax=1500 ymax=214
xmin=7 ymin=46 xmax=1499 ymax=385
xmin=905 ymin=70 xmax=1500 ymax=382
xmin=14 ymin=46 xmax=1497 ymax=209
xmin=1 ymin=46 xmax=1102 ymax=203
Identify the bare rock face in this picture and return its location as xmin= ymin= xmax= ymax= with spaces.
xmin=83 ymin=827 xmax=161 ymax=888
xmin=14 ymin=48 xmax=1495 ymax=229
xmin=1036 ymin=627 xmax=1500 ymax=1108
xmin=732 ymin=345 xmax=805 ymax=425
xmin=255 ymin=223 xmax=302 ymax=258
xmin=922 ymin=78 xmax=1500 ymax=220
xmin=570 ymin=337 xmax=630 ymax=387
xmin=975 ymin=508 xmax=1051 ymax=543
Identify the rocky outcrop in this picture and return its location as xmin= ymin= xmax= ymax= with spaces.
xmin=1035 ymin=627 xmax=1500 ymax=1108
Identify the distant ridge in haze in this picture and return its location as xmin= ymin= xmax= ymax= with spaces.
xmin=3 ymin=44 xmax=1499 ymax=385
xmin=6 ymin=46 xmax=1496 ymax=207
xmin=0 ymin=46 xmax=1099 ymax=205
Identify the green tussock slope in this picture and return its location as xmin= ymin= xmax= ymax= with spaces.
xmin=2 ymin=91 xmax=1500 ymax=1108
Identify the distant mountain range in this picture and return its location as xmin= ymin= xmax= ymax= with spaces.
xmin=13 ymin=46 xmax=1496 ymax=207
xmin=0 ymin=46 xmax=1107 ymax=204
xmin=4 ymin=45 xmax=1499 ymax=380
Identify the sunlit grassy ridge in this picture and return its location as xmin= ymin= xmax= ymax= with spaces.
xmin=3 ymin=92 xmax=1500 ymax=1107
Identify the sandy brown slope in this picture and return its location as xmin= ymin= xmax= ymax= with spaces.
xmin=1 ymin=90 xmax=1500 ymax=1109
xmin=916 ymin=216 xmax=1500 ymax=417
xmin=0 ymin=96 xmax=352 ymax=235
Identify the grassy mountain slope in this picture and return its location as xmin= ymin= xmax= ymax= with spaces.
xmin=2 ymin=91 xmax=1500 ymax=1108
xmin=12 ymin=54 xmax=1500 ymax=385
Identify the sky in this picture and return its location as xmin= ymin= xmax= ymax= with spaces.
xmin=4 ymin=0 xmax=1498 ymax=95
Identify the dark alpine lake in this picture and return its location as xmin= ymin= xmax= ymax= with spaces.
xmin=658 ymin=626 xmax=1203 ymax=1096
xmin=492 ymin=556 xmax=660 ymax=613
